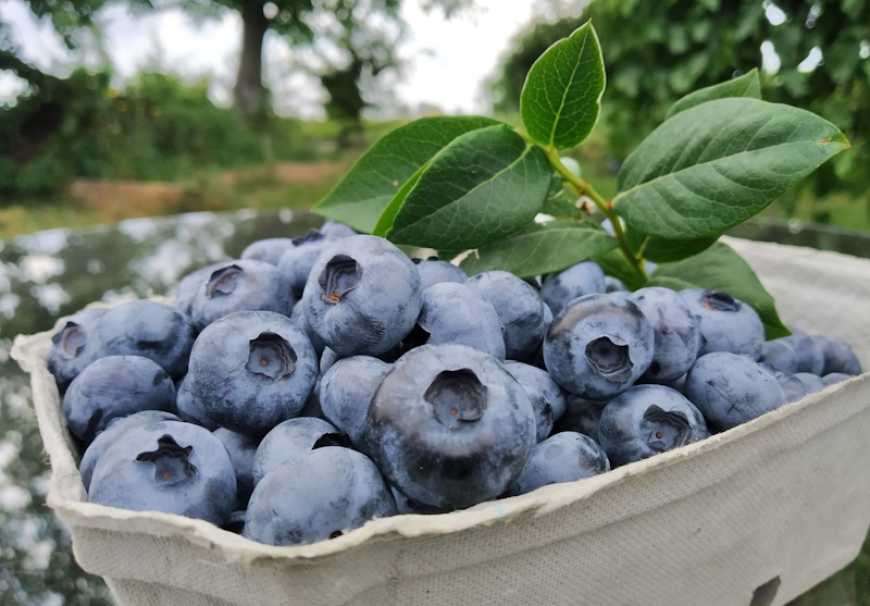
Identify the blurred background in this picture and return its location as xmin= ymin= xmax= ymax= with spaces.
xmin=2 ymin=0 xmax=870 ymax=604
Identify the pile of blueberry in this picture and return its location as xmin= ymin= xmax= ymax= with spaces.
xmin=48 ymin=222 xmax=862 ymax=546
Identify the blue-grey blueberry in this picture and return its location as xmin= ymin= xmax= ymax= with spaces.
xmin=544 ymin=294 xmax=655 ymax=399
xmin=185 ymin=311 xmax=318 ymax=435
xmin=302 ymin=235 xmax=423 ymax=357
xmin=684 ymin=352 xmax=786 ymax=431
xmin=793 ymin=372 xmax=825 ymax=395
xmin=244 ymin=446 xmax=395 ymax=545
xmin=319 ymin=356 xmax=391 ymax=445
xmin=629 ymin=287 xmax=701 ymax=383
xmin=63 ymin=355 xmax=175 ymax=443
xmin=252 ymin=417 xmax=340 ymax=484
xmin=366 ymin=344 xmax=535 ymax=510
xmin=413 ymin=257 xmax=467 ymax=290
xmin=540 ymin=261 xmax=606 ymax=316
xmin=816 ymin=336 xmax=862 ymax=376
xmin=823 ymin=373 xmax=853 ymax=386
xmin=553 ymin=396 xmax=605 ymax=440
xmin=88 ymin=420 xmax=236 ymax=526
xmin=775 ymin=371 xmax=809 ymax=403
xmin=390 ymin=485 xmax=446 ymax=515
xmin=412 ymin=282 xmax=505 ymax=359
xmin=214 ymin=428 xmax=259 ymax=508
xmin=504 ymin=360 xmax=568 ymax=442
xmin=79 ymin=410 xmax=179 ymax=490
xmin=599 ymin=384 xmax=709 ymax=466
xmin=319 ymin=221 xmax=356 ymax=239
xmin=241 ymin=238 xmax=296 ymax=266
xmin=175 ymin=375 xmax=219 ymax=430
xmin=185 ymin=260 xmax=293 ymax=331
xmin=508 ymin=432 xmax=609 ymax=495
xmin=278 ymin=230 xmax=331 ymax=299
xmin=681 ymin=289 xmax=764 ymax=358
xmin=781 ymin=334 xmax=825 ymax=375
xmin=758 ymin=339 xmax=800 ymax=374
xmin=468 ymin=271 xmax=550 ymax=360
xmin=604 ymin=276 xmax=626 ymax=293
xmin=48 ymin=308 xmax=108 ymax=390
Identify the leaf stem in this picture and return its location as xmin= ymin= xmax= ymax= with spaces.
xmin=546 ymin=148 xmax=647 ymax=281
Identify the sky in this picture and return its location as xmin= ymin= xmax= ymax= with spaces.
xmin=0 ymin=0 xmax=547 ymax=117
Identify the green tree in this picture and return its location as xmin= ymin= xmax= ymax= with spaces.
xmin=489 ymin=0 xmax=870 ymax=207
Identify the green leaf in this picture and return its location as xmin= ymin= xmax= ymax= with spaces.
xmin=615 ymin=98 xmax=850 ymax=240
xmin=593 ymin=249 xmax=647 ymax=291
xmin=372 ymin=161 xmax=429 ymax=236
xmin=520 ymin=21 xmax=606 ymax=150
xmin=651 ymin=241 xmax=789 ymax=338
xmin=666 ymin=68 xmax=761 ymax=119
xmin=314 ymin=116 xmax=499 ymax=232
xmin=461 ymin=222 xmax=617 ymax=278
xmin=541 ymin=175 xmax=585 ymax=219
xmin=385 ymin=124 xmax=551 ymax=250
xmin=625 ymin=228 xmax=718 ymax=263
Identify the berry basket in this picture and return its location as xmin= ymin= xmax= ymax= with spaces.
xmin=11 ymin=236 xmax=870 ymax=606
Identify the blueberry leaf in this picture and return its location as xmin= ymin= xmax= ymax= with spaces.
xmin=666 ymin=68 xmax=762 ymax=119
xmin=460 ymin=221 xmax=616 ymax=278
xmin=384 ymin=124 xmax=551 ymax=250
xmin=593 ymin=249 xmax=646 ymax=291
xmin=314 ymin=116 xmax=499 ymax=232
xmin=541 ymin=175 xmax=586 ymax=219
xmin=625 ymin=228 xmax=718 ymax=263
xmin=651 ymin=241 xmax=790 ymax=338
xmin=615 ymin=98 xmax=849 ymax=240
xmin=520 ymin=21 xmax=605 ymax=150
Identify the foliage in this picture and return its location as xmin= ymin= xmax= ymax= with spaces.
xmin=488 ymin=0 xmax=870 ymax=201
xmin=317 ymin=21 xmax=852 ymax=337
xmin=0 ymin=70 xmax=313 ymax=199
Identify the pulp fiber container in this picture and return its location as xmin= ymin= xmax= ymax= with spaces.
xmin=12 ymin=237 xmax=870 ymax=606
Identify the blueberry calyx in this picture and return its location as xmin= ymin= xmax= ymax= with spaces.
xmin=702 ymin=291 xmax=739 ymax=313
xmin=53 ymin=321 xmax=86 ymax=359
xmin=246 ymin=332 xmax=297 ymax=379
xmin=425 ymin=369 xmax=487 ymax=429
xmin=292 ymin=230 xmax=325 ymax=246
xmin=319 ymin=255 xmax=362 ymax=304
xmin=206 ymin=265 xmax=243 ymax=298
xmin=136 ymin=434 xmax=198 ymax=485
xmin=641 ymin=405 xmax=690 ymax=453
xmin=585 ymin=336 xmax=631 ymax=379
xmin=312 ymin=432 xmax=354 ymax=450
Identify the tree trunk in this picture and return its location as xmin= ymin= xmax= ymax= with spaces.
xmin=234 ymin=1 xmax=269 ymax=115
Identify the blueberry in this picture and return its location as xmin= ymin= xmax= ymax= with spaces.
xmin=185 ymin=311 xmax=318 ymax=435
xmin=793 ymin=372 xmax=825 ymax=395
xmin=173 ymin=262 xmax=223 ymax=317
xmin=823 ymin=373 xmax=853 ymax=386
xmin=390 ymin=485 xmax=446 ymax=515
xmin=175 ymin=375 xmax=220 ymax=430
xmin=413 ymin=257 xmax=467 ymax=290
xmin=48 ymin=307 xmax=109 ymax=390
xmin=604 ymin=276 xmax=626 ymax=293
xmin=758 ymin=339 xmax=799 ymax=374
xmin=598 ymin=384 xmax=709 ymax=466
xmin=780 ymin=334 xmax=825 ymax=375
xmin=680 ymin=289 xmax=764 ymax=358
xmin=88 ymin=420 xmax=237 ymax=526
xmin=185 ymin=260 xmax=293 ymax=331
xmin=774 ymin=371 xmax=808 ymax=403
xmin=543 ymin=294 xmax=654 ymax=399
xmin=816 ymin=336 xmax=862 ymax=375
xmin=366 ymin=344 xmax=535 ymax=510
xmin=63 ymin=356 xmax=175 ymax=444
xmin=412 ymin=282 xmax=506 ymax=359
xmin=319 ymin=221 xmax=356 ymax=239
xmin=79 ymin=410 xmax=179 ymax=491
xmin=540 ymin=261 xmax=605 ymax=316
xmin=241 ymin=238 xmax=296 ymax=266
xmin=508 ymin=432 xmax=609 ymax=495
xmin=302 ymin=235 xmax=423 ymax=357
xmin=278 ymin=230 xmax=331 ymax=300
xmin=298 ymin=380 xmax=326 ymax=420
xmin=504 ymin=361 xmax=568 ymax=442
xmin=223 ymin=510 xmax=247 ymax=534
xmin=290 ymin=299 xmax=325 ymax=355
xmin=213 ymin=428 xmax=260 ymax=508
xmin=553 ymin=395 xmax=605 ymax=440
xmin=629 ymin=287 xmax=701 ymax=383
xmin=244 ymin=446 xmax=396 ymax=545
xmin=320 ymin=347 xmax=338 ymax=374
xmin=92 ymin=300 xmax=196 ymax=379
xmin=684 ymin=352 xmax=786 ymax=431
xmin=468 ymin=271 xmax=550 ymax=360
xmin=252 ymin=417 xmax=340 ymax=484
xmin=319 ymin=356 xmax=391 ymax=445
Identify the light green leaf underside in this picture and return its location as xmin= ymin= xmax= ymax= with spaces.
xmin=666 ymin=68 xmax=762 ymax=118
